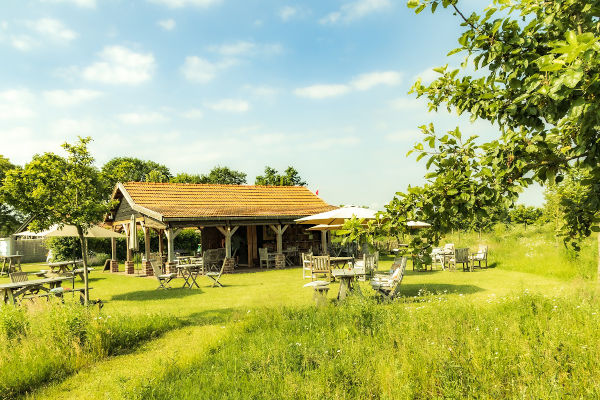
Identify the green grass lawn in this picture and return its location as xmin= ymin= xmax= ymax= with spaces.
xmin=0 ymin=225 xmax=598 ymax=399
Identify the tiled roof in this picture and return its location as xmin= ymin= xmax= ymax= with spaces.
xmin=119 ymin=182 xmax=336 ymax=219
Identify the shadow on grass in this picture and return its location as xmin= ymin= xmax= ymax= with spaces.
xmin=185 ymin=308 xmax=236 ymax=326
xmin=399 ymin=283 xmax=484 ymax=297
xmin=110 ymin=287 xmax=204 ymax=301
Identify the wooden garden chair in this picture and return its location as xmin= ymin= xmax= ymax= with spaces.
xmin=370 ymin=257 xmax=407 ymax=300
xmin=311 ymin=256 xmax=332 ymax=282
xmin=470 ymin=245 xmax=488 ymax=269
xmin=449 ymin=248 xmax=471 ymax=271
xmin=206 ymin=258 xmax=226 ymax=287
xmin=302 ymin=252 xmax=313 ymax=279
xmin=151 ymin=259 xmax=176 ymax=289
xmin=259 ymin=248 xmax=276 ymax=268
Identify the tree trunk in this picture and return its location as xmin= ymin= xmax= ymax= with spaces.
xmin=76 ymin=225 xmax=89 ymax=306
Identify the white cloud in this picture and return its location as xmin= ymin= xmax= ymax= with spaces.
xmin=181 ymin=109 xmax=204 ymax=119
xmin=208 ymin=41 xmax=282 ymax=57
xmin=41 ymin=0 xmax=96 ymax=8
xmin=385 ymin=129 xmax=420 ymax=142
xmin=118 ymin=112 xmax=168 ymax=124
xmin=206 ymin=99 xmax=250 ymax=113
xmin=351 ymin=71 xmax=402 ymax=90
xmin=181 ymin=56 xmax=218 ymax=83
xmin=43 ymin=89 xmax=102 ymax=107
xmin=25 ymin=18 xmax=77 ymax=42
xmin=320 ymin=0 xmax=391 ymax=24
xmin=295 ymin=70 xmax=401 ymax=99
xmin=158 ymin=19 xmax=176 ymax=31
xmin=294 ymin=84 xmax=350 ymax=99
xmin=209 ymin=41 xmax=256 ymax=56
xmin=279 ymin=6 xmax=298 ymax=21
xmin=243 ymin=85 xmax=279 ymax=97
xmin=82 ymin=45 xmax=155 ymax=85
xmin=0 ymin=89 xmax=35 ymax=119
xmin=49 ymin=118 xmax=94 ymax=137
xmin=8 ymin=35 xmax=36 ymax=51
xmin=148 ymin=0 xmax=222 ymax=8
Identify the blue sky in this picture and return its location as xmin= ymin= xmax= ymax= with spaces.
xmin=0 ymin=0 xmax=543 ymax=209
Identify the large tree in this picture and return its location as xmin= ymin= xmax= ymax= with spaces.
xmin=101 ymin=157 xmax=171 ymax=191
xmin=255 ymin=166 xmax=307 ymax=186
xmin=406 ymin=0 xmax=600 ymax=237
xmin=0 ymin=155 xmax=22 ymax=236
xmin=170 ymin=167 xmax=247 ymax=185
xmin=390 ymin=0 xmax=600 ymax=272
xmin=2 ymin=137 xmax=112 ymax=305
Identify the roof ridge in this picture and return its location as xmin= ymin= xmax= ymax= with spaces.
xmin=123 ymin=181 xmax=309 ymax=189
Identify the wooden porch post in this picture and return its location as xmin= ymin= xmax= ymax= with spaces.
xmin=158 ymin=230 xmax=164 ymax=261
xmin=217 ymin=226 xmax=239 ymax=258
xmin=125 ymin=223 xmax=134 ymax=274
xmin=270 ymin=224 xmax=289 ymax=269
xmin=270 ymin=224 xmax=289 ymax=254
xmin=143 ymin=225 xmax=152 ymax=275
xmin=165 ymin=227 xmax=181 ymax=274
xmin=321 ymin=230 xmax=328 ymax=255
xmin=247 ymin=226 xmax=257 ymax=268
xmin=110 ymin=236 xmax=118 ymax=272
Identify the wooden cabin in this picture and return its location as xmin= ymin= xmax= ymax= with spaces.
xmin=105 ymin=182 xmax=335 ymax=274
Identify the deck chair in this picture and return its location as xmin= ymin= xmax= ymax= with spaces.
xmin=353 ymin=254 xmax=376 ymax=281
xmin=311 ymin=256 xmax=332 ymax=282
xmin=206 ymin=258 xmax=226 ymax=287
xmin=151 ymin=259 xmax=176 ymax=289
xmin=302 ymin=253 xmax=313 ymax=279
xmin=371 ymin=256 xmax=407 ymax=299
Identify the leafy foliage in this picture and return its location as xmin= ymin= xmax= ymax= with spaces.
xmin=170 ymin=167 xmax=247 ymax=185
xmin=255 ymin=166 xmax=307 ymax=186
xmin=101 ymin=157 xmax=172 ymax=190
xmin=507 ymin=205 xmax=543 ymax=229
xmin=405 ymin=0 xmax=600 ymax=247
xmin=0 ymin=155 xmax=21 ymax=236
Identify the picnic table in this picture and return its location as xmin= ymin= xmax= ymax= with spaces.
xmin=177 ymin=263 xmax=202 ymax=289
xmin=330 ymin=257 xmax=354 ymax=268
xmin=331 ymin=269 xmax=362 ymax=300
xmin=0 ymin=276 xmax=74 ymax=305
xmin=1 ymin=255 xmax=22 ymax=275
xmin=47 ymin=260 xmax=83 ymax=274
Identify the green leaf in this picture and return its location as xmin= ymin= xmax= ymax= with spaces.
xmin=563 ymin=69 xmax=583 ymax=88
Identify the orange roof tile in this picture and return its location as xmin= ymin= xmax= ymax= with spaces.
xmin=119 ymin=182 xmax=336 ymax=219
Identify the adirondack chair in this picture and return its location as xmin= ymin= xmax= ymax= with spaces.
xmin=470 ymin=245 xmax=488 ymax=269
xmin=371 ymin=257 xmax=407 ymax=299
xmin=449 ymin=248 xmax=471 ymax=271
xmin=206 ymin=258 xmax=227 ymax=287
xmin=311 ymin=255 xmax=332 ymax=282
xmin=302 ymin=252 xmax=313 ymax=279
xmin=259 ymin=248 xmax=276 ymax=269
xmin=151 ymin=259 xmax=176 ymax=289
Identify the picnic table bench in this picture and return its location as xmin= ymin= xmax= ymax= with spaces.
xmin=0 ymin=276 xmax=74 ymax=305
xmin=47 ymin=260 xmax=83 ymax=274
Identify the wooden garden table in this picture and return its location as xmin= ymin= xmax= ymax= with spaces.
xmin=47 ymin=260 xmax=83 ymax=274
xmin=0 ymin=255 xmax=22 ymax=275
xmin=177 ymin=264 xmax=202 ymax=289
xmin=331 ymin=269 xmax=361 ymax=300
xmin=329 ymin=257 xmax=354 ymax=268
xmin=0 ymin=276 xmax=74 ymax=305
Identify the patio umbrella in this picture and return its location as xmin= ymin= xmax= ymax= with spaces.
xmin=406 ymin=221 xmax=431 ymax=229
xmin=128 ymin=215 xmax=139 ymax=251
xmin=42 ymin=225 xmax=125 ymax=238
xmin=295 ymin=205 xmax=377 ymax=226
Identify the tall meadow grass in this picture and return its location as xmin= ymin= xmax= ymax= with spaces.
xmin=128 ymin=289 xmax=600 ymax=399
xmin=0 ymin=303 xmax=183 ymax=399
